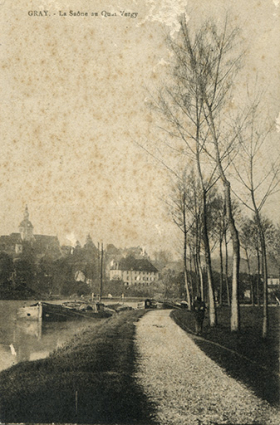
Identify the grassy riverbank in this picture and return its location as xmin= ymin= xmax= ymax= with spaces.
xmin=0 ymin=310 xmax=156 ymax=424
xmin=172 ymin=306 xmax=280 ymax=407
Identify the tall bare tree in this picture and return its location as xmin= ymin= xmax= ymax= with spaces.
xmin=165 ymin=16 xmax=244 ymax=330
xmin=168 ymin=169 xmax=194 ymax=309
xmin=151 ymin=19 xmax=226 ymax=326
xmin=239 ymin=216 xmax=257 ymax=305
xmin=232 ymin=104 xmax=280 ymax=337
xmin=206 ymin=192 xmax=226 ymax=305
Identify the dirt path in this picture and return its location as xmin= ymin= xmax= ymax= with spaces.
xmin=134 ymin=309 xmax=280 ymax=425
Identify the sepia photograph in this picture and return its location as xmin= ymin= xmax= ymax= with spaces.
xmin=0 ymin=0 xmax=279 ymax=424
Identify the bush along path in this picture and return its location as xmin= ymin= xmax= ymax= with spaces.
xmin=0 ymin=310 xmax=157 ymax=424
xmin=134 ymin=309 xmax=280 ymax=425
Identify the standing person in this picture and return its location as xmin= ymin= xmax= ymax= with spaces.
xmin=192 ymin=296 xmax=207 ymax=335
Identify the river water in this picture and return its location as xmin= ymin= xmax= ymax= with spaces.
xmin=0 ymin=300 xmax=102 ymax=372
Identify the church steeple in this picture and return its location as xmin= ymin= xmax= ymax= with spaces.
xmin=84 ymin=234 xmax=96 ymax=251
xmin=19 ymin=205 xmax=34 ymax=241
xmin=24 ymin=205 xmax=29 ymax=221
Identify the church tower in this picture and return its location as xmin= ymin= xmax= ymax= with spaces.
xmin=19 ymin=205 xmax=34 ymax=241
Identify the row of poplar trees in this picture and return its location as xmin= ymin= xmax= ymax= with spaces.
xmin=148 ymin=15 xmax=279 ymax=338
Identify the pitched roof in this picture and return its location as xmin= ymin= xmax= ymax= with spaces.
xmin=0 ymin=233 xmax=22 ymax=244
xmin=0 ymin=233 xmax=60 ymax=247
xmin=118 ymin=256 xmax=158 ymax=273
xmin=34 ymin=234 xmax=59 ymax=243
xmin=33 ymin=235 xmax=60 ymax=253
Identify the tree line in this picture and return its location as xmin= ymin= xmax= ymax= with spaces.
xmin=146 ymin=14 xmax=280 ymax=337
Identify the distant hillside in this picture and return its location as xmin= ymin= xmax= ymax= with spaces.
xmin=211 ymin=255 xmax=279 ymax=276
xmin=162 ymin=255 xmax=279 ymax=277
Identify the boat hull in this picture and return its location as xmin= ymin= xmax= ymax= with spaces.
xmin=17 ymin=304 xmax=41 ymax=320
xmin=17 ymin=302 xmax=112 ymax=322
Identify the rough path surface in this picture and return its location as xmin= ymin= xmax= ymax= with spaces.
xmin=134 ymin=310 xmax=280 ymax=425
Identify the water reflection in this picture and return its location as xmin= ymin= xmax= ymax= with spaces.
xmin=16 ymin=319 xmax=42 ymax=339
xmin=0 ymin=300 xmax=98 ymax=372
xmin=11 ymin=320 xmax=43 ymax=363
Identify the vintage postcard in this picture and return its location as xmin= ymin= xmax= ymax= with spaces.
xmin=0 ymin=0 xmax=279 ymax=424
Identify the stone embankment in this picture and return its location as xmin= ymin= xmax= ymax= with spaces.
xmin=134 ymin=310 xmax=280 ymax=425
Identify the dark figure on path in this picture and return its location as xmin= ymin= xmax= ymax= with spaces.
xmin=192 ymin=296 xmax=206 ymax=335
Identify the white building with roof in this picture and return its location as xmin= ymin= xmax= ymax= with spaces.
xmin=110 ymin=255 xmax=158 ymax=286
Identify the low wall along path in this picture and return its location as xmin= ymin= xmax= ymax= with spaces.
xmin=134 ymin=309 xmax=280 ymax=425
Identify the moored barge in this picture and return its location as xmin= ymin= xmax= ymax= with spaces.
xmin=17 ymin=301 xmax=112 ymax=321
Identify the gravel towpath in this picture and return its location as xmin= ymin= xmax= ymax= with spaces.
xmin=134 ymin=309 xmax=280 ymax=425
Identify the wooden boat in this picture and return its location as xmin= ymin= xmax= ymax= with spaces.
xmin=17 ymin=303 xmax=43 ymax=320
xmin=17 ymin=301 xmax=112 ymax=322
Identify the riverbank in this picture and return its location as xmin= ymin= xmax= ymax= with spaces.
xmin=0 ymin=284 xmax=37 ymax=300
xmin=0 ymin=309 xmax=156 ymax=424
xmin=1 ymin=306 xmax=279 ymax=424
xmin=172 ymin=306 xmax=280 ymax=406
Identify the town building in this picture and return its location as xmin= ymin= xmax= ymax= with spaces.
xmin=0 ymin=206 xmax=61 ymax=260
xmin=268 ymin=275 xmax=280 ymax=304
xmin=268 ymin=276 xmax=280 ymax=287
xmin=109 ymin=255 xmax=158 ymax=285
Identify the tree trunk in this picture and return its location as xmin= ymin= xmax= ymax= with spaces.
xmin=224 ymin=224 xmax=231 ymax=306
xmin=184 ymin=268 xmax=191 ymax=310
xmin=194 ymin=253 xmax=202 ymax=298
xmin=224 ymin=182 xmax=240 ymax=332
xmin=184 ymin=242 xmax=192 ymax=310
xmin=219 ymin=233 xmax=223 ymax=306
xmin=250 ymin=277 xmax=254 ymax=306
xmin=244 ymin=247 xmax=254 ymax=306
xmin=205 ymin=103 xmax=240 ymax=331
xmin=198 ymin=258 xmax=204 ymax=300
xmin=252 ymin=200 xmax=268 ymax=338
xmin=183 ymin=204 xmax=191 ymax=310
xmin=260 ymin=229 xmax=268 ymax=338
xmin=196 ymin=126 xmax=216 ymax=324
xmin=189 ymin=246 xmax=194 ymax=301
xmin=194 ymin=252 xmax=201 ymax=297
xmin=195 ymin=219 xmax=202 ymax=298
xmin=201 ymin=190 xmax=216 ymax=326
xmin=256 ymin=247 xmax=260 ymax=307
